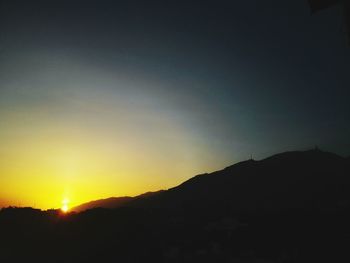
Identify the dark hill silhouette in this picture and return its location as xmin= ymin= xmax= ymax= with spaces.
xmin=2 ymin=149 xmax=350 ymax=263
xmin=72 ymin=190 xmax=164 ymax=212
xmin=72 ymin=149 xmax=350 ymax=215
xmin=126 ymin=149 xmax=350 ymax=214
xmin=72 ymin=196 xmax=133 ymax=212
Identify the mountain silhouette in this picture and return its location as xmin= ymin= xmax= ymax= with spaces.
xmin=73 ymin=149 xmax=350 ymax=215
xmin=2 ymin=149 xmax=350 ymax=263
xmin=72 ymin=196 xmax=133 ymax=212
xmin=124 ymin=149 xmax=349 ymax=216
xmin=72 ymin=191 xmax=164 ymax=212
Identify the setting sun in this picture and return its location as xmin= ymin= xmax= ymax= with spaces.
xmin=61 ymin=198 xmax=70 ymax=213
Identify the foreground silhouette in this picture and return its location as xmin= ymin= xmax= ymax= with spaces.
xmin=1 ymin=149 xmax=350 ymax=262
xmin=308 ymin=0 xmax=350 ymax=44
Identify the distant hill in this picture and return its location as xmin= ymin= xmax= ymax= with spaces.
xmin=72 ymin=191 xmax=164 ymax=212
xmin=72 ymin=196 xmax=133 ymax=212
xmin=2 ymin=149 xmax=350 ymax=263
xmin=127 ymin=149 xmax=350 ymax=214
xmin=73 ymin=149 xmax=350 ymax=214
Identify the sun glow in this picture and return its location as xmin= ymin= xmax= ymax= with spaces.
xmin=0 ymin=80 xmax=224 ymax=210
xmin=61 ymin=198 xmax=70 ymax=213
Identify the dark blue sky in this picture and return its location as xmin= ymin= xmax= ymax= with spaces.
xmin=0 ymin=1 xmax=349 ymax=202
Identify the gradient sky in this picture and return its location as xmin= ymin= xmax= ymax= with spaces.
xmin=1 ymin=0 xmax=349 ymax=209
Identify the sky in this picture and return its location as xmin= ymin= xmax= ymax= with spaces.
xmin=0 ymin=0 xmax=349 ymax=209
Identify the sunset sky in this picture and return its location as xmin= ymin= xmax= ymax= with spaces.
xmin=1 ymin=0 xmax=349 ymax=209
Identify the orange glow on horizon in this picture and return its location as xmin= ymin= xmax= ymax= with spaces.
xmin=0 ymin=86 xmax=232 ymax=210
xmin=61 ymin=198 xmax=70 ymax=213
